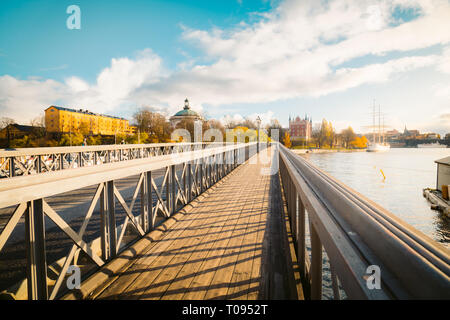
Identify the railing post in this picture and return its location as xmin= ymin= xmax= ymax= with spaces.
xmin=78 ymin=152 xmax=83 ymax=167
xmin=140 ymin=173 xmax=148 ymax=232
xmin=298 ymin=197 xmax=306 ymax=280
xmin=222 ymin=152 xmax=226 ymax=177
xmin=100 ymin=183 xmax=108 ymax=261
xmin=25 ymin=199 xmax=48 ymax=300
xmin=292 ymin=192 xmax=298 ymax=244
xmin=37 ymin=155 xmax=42 ymax=173
xmin=100 ymin=181 xmax=117 ymax=260
xmin=9 ymin=156 xmax=15 ymax=177
xmin=59 ymin=154 xmax=64 ymax=170
xmin=146 ymin=171 xmax=154 ymax=231
xmin=166 ymin=167 xmax=171 ymax=215
xmin=183 ymin=163 xmax=187 ymax=204
xmin=200 ymin=159 xmax=204 ymax=193
xmin=188 ymin=162 xmax=192 ymax=202
xmin=310 ymin=222 xmax=322 ymax=300
xmin=107 ymin=181 xmax=117 ymax=258
xmin=171 ymin=165 xmax=176 ymax=214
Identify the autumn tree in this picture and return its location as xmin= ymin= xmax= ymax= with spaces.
xmin=341 ymin=126 xmax=356 ymax=149
xmin=312 ymin=119 xmax=335 ymax=148
xmin=78 ymin=120 xmax=90 ymax=136
xmin=350 ymin=135 xmax=368 ymax=149
xmin=282 ymin=132 xmax=292 ymax=148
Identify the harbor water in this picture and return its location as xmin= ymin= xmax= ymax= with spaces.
xmin=302 ymin=148 xmax=450 ymax=248
xmin=301 ymin=147 xmax=449 ymax=299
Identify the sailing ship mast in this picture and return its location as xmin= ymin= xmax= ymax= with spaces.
xmin=378 ymin=104 xmax=381 ymax=144
xmin=373 ymin=100 xmax=376 ymax=144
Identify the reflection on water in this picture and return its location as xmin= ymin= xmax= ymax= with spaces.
xmin=300 ymin=148 xmax=450 ymax=300
xmin=303 ymin=148 xmax=450 ymax=248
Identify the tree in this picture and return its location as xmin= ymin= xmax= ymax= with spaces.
xmin=265 ymin=119 xmax=286 ymax=142
xmin=175 ymin=119 xmax=196 ymax=142
xmin=0 ymin=117 xmax=17 ymax=148
xmin=30 ymin=115 xmax=46 ymax=139
xmin=78 ymin=120 xmax=90 ymax=136
xmin=341 ymin=127 xmax=356 ymax=149
xmin=329 ymin=124 xmax=336 ymax=149
xmin=350 ymin=135 xmax=369 ymax=149
xmin=312 ymin=119 xmax=334 ymax=148
xmin=282 ymin=132 xmax=292 ymax=148
xmin=133 ymin=107 xmax=172 ymax=142
xmin=60 ymin=133 xmax=84 ymax=146
xmin=203 ymin=119 xmax=225 ymax=142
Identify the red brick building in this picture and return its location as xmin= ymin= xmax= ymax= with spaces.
xmin=289 ymin=115 xmax=312 ymax=141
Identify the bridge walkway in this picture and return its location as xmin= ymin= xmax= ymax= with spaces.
xmin=71 ymin=151 xmax=302 ymax=300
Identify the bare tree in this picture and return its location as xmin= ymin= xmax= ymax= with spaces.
xmin=133 ymin=107 xmax=172 ymax=142
xmin=30 ymin=115 xmax=46 ymax=138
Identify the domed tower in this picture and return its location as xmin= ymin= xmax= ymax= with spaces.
xmin=169 ymin=98 xmax=203 ymax=126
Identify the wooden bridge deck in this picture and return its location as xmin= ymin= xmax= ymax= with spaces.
xmin=74 ymin=152 xmax=301 ymax=300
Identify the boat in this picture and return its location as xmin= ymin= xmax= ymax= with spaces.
xmin=417 ymin=142 xmax=447 ymax=148
xmin=366 ymin=101 xmax=390 ymax=152
xmin=367 ymin=142 xmax=391 ymax=152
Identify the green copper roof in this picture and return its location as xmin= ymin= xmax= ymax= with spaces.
xmin=174 ymin=109 xmax=199 ymax=117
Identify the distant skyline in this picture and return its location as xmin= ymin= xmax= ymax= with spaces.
xmin=1 ymin=0 xmax=449 ymax=135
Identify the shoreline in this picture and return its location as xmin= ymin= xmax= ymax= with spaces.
xmin=291 ymin=148 xmax=367 ymax=155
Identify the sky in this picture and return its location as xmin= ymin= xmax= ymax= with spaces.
xmin=0 ymin=0 xmax=449 ymax=135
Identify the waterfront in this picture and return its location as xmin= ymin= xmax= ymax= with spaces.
xmin=302 ymin=148 xmax=450 ymax=248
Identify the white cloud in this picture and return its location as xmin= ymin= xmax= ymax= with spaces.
xmin=1 ymin=0 xmax=450 ymax=124
xmin=437 ymin=46 xmax=450 ymax=74
xmin=0 ymin=49 xmax=164 ymax=121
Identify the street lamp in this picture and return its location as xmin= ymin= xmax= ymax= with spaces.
xmin=256 ymin=116 xmax=261 ymax=153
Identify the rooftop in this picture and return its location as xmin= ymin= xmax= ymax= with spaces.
xmin=46 ymin=106 xmax=128 ymax=121
xmin=435 ymin=156 xmax=450 ymax=165
xmin=171 ymin=98 xmax=201 ymax=119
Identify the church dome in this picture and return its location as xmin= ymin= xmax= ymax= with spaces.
xmin=174 ymin=108 xmax=199 ymax=117
xmin=170 ymin=98 xmax=203 ymax=126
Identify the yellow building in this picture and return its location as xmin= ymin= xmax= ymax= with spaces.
xmin=45 ymin=106 xmax=137 ymax=135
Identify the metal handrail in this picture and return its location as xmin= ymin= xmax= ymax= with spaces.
xmin=0 ymin=142 xmax=233 ymax=178
xmin=0 ymin=142 xmax=260 ymax=299
xmin=278 ymin=143 xmax=450 ymax=299
xmin=0 ymin=143 xmax=253 ymax=208
xmin=0 ymin=142 xmax=229 ymax=157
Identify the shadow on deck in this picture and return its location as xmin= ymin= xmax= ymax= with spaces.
xmin=63 ymin=152 xmax=303 ymax=300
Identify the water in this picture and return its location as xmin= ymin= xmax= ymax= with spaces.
xmin=302 ymin=148 xmax=450 ymax=248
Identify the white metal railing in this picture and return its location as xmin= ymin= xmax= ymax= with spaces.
xmin=0 ymin=142 xmax=229 ymax=178
xmin=0 ymin=142 xmax=262 ymax=299
xmin=278 ymin=143 xmax=450 ymax=299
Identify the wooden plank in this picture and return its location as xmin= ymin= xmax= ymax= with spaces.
xmin=96 ymin=200 xmax=213 ymax=299
xmin=226 ymin=180 xmax=260 ymax=299
xmin=160 ymin=178 xmax=244 ymax=299
xmin=201 ymin=177 xmax=255 ymax=300
xmin=97 ymin=163 xmax=247 ymax=299
xmin=247 ymin=175 xmax=270 ymax=299
xmin=93 ymin=148 xmax=300 ymax=301
xmin=134 ymin=184 xmax=234 ymax=300
xmin=179 ymin=164 xmax=252 ymax=300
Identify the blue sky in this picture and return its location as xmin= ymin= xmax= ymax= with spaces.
xmin=1 ymin=0 xmax=449 ymax=135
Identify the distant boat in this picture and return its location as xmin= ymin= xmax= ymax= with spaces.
xmin=367 ymin=101 xmax=390 ymax=152
xmin=417 ymin=142 xmax=447 ymax=148
xmin=367 ymin=143 xmax=391 ymax=152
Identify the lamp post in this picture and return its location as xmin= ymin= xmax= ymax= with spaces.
xmin=256 ymin=116 xmax=261 ymax=153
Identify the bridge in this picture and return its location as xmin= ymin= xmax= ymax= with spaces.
xmin=0 ymin=142 xmax=449 ymax=300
